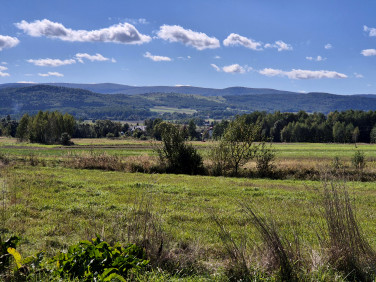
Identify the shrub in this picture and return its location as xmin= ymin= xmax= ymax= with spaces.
xmin=255 ymin=142 xmax=275 ymax=177
xmin=155 ymin=123 xmax=204 ymax=175
xmin=50 ymin=236 xmax=149 ymax=281
xmin=210 ymin=116 xmax=261 ymax=176
xmin=60 ymin=132 xmax=72 ymax=146
xmin=352 ymin=150 xmax=366 ymax=170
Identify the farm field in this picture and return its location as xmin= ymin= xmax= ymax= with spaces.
xmin=1 ymin=136 xmax=376 ymax=280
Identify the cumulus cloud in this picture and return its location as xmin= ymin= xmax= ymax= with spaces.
xmin=265 ymin=40 xmax=292 ymax=51
xmin=0 ymin=35 xmax=20 ymax=51
xmin=324 ymin=43 xmax=332 ymax=49
xmin=259 ymin=68 xmax=347 ymax=79
xmin=211 ymin=63 xmax=251 ymax=73
xmin=361 ymin=49 xmax=376 ymax=56
xmin=223 ymin=33 xmax=262 ymax=50
xmin=75 ymin=53 xmax=110 ymax=63
xmin=143 ymin=51 xmax=171 ymax=62
xmin=157 ymin=25 xmax=220 ymax=50
xmin=222 ymin=64 xmax=247 ymax=73
xmin=364 ymin=25 xmax=376 ymax=37
xmin=15 ymin=19 xmax=151 ymax=44
xmin=27 ymin=58 xmax=76 ymax=67
xmin=38 ymin=71 xmax=64 ymax=77
xmin=306 ymin=55 xmax=326 ymax=61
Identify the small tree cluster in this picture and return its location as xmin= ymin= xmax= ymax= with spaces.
xmin=16 ymin=111 xmax=75 ymax=145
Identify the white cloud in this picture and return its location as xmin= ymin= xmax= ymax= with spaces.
xmin=15 ymin=19 xmax=151 ymax=44
xmin=38 ymin=71 xmax=64 ymax=77
xmin=324 ymin=43 xmax=332 ymax=49
xmin=27 ymin=58 xmax=76 ymax=67
xmin=0 ymin=35 xmax=20 ymax=51
xmin=364 ymin=25 xmax=376 ymax=37
xmin=214 ymin=55 xmax=221 ymax=59
xmin=223 ymin=33 xmax=262 ymax=50
xmin=1 ymin=62 xmax=7 ymax=65
xmin=111 ymin=58 xmax=116 ymax=63
xmin=17 ymin=81 xmax=36 ymax=83
xmin=157 ymin=25 xmax=220 ymax=50
xmin=306 ymin=55 xmax=326 ymax=61
xmin=222 ymin=64 xmax=246 ymax=73
xmin=211 ymin=63 xmax=251 ymax=74
xmin=143 ymin=51 xmax=171 ymax=62
xmin=210 ymin=63 xmax=221 ymax=72
xmin=265 ymin=40 xmax=292 ymax=51
xmin=175 ymin=84 xmax=191 ymax=87
xmin=361 ymin=49 xmax=376 ymax=56
xmin=259 ymin=68 xmax=347 ymax=79
xmin=75 ymin=53 xmax=110 ymax=63
xmin=354 ymin=72 xmax=364 ymax=78
xmin=0 ymin=66 xmax=9 ymax=77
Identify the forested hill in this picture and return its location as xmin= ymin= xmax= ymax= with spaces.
xmin=2 ymin=84 xmax=376 ymax=120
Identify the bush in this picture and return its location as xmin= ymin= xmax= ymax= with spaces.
xmin=352 ymin=150 xmax=366 ymax=170
xmin=60 ymin=132 xmax=72 ymax=146
xmin=155 ymin=123 xmax=204 ymax=175
xmin=50 ymin=236 xmax=149 ymax=281
xmin=255 ymin=142 xmax=275 ymax=177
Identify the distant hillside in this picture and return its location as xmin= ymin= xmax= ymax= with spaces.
xmin=1 ymin=84 xmax=376 ymax=120
xmin=0 ymin=83 xmax=298 ymax=96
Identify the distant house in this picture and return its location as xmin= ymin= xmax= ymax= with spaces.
xmin=130 ymin=125 xmax=146 ymax=132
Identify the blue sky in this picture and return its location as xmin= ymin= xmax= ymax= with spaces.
xmin=0 ymin=0 xmax=375 ymax=94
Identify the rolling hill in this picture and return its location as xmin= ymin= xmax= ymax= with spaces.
xmin=1 ymin=84 xmax=376 ymax=120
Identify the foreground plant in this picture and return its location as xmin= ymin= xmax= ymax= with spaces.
xmin=50 ymin=235 xmax=149 ymax=281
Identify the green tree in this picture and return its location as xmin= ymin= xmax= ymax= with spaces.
xmin=211 ymin=116 xmax=261 ymax=175
xmin=16 ymin=114 xmax=30 ymax=141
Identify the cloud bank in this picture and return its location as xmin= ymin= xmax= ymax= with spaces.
xmin=144 ymin=52 xmax=171 ymax=62
xmin=259 ymin=68 xmax=347 ymax=79
xmin=0 ymin=35 xmax=20 ymax=51
xmin=157 ymin=25 xmax=220 ymax=50
xmin=15 ymin=19 xmax=151 ymax=44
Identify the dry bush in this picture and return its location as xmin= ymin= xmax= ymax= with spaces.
xmin=213 ymin=205 xmax=301 ymax=281
xmin=65 ymin=151 xmax=125 ymax=171
xmin=320 ymin=181 xmax=376 ymax=281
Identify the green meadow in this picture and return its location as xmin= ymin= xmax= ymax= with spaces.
xmin=1 ymin=137 xmax=376 ymax=280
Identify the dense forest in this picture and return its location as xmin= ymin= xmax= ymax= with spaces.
xmin=3 ymin=109 xmax=376 ymax=144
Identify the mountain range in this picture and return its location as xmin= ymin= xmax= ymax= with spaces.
xmin=1 ymin=83 xmax=376 ymax=120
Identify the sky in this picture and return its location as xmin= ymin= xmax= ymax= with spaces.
xmin=0 ymin=0 xmax=375 ymax=94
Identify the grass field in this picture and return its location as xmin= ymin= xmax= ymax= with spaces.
xmin=1 ymin=137 xmax=376 ymax=280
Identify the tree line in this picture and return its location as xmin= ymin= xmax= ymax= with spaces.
xmin=3 ymin=109 xmax=376 ymax=144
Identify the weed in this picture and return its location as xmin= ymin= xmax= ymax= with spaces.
xmin=320 ymin=181 xmax=376 ymax=280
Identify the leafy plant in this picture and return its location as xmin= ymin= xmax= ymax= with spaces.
xmin=352 ymin=150 xmax=366 ymax=170
xmin=0 ymin=235 xmax=20 ymax=273
xmin=50 ymin=236 xmax=149 ymax=281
